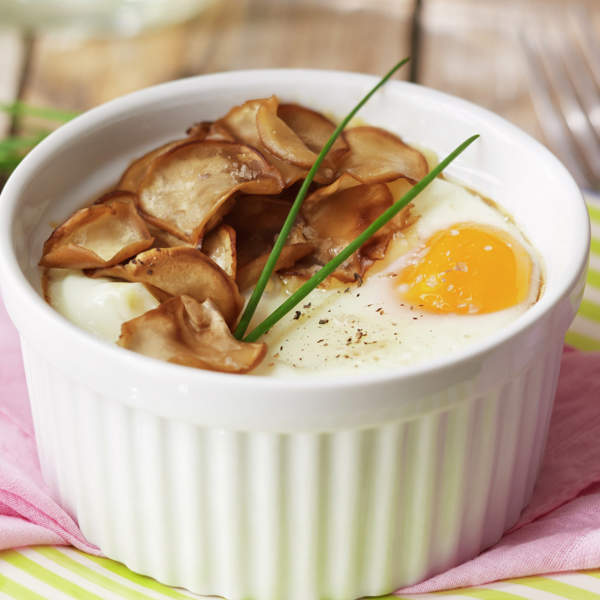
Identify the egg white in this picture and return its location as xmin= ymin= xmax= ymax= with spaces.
xmin=249 ymin=177 xmax=542 ymax=376
xmin=46 ymin=268 xmax=159 ymax=343
xmin=45 ymin=178 xmax=541 ymax=376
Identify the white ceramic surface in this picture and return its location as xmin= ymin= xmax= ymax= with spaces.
xmin=0 ymin=70 xmax=589 ymax=600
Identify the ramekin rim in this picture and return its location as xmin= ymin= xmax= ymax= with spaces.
xmin=0 ymin=68 xmax=590 ymax=392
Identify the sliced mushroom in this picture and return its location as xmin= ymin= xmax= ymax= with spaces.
xmin=224 ymin=194 xmax=292 ymax=267
xmin=217 ymin=97 xmax=335 ymax=186
xmin=118 ymin=295 xmax=266 ymax=374
xmin=278 ymin=103 xmax=349 ymax=168
xmin=147 ymin=223 xmax=195 ymax=249
xmin=237 ymin=242 xmax=315 ymax=291
xmin=256 ymin=96 xmax=319 ymax=168
xmin=40 ymin=198 xmax=154 ymax=269
xmin=138 ymin=140 xmax=284 ymax=244
xmin=118 ymin=124 xmax=212 ymax=193
xmin=118 ymin=139 xmax=189 ymax=193
xmin=301 ymin=172 xmax=362 ymax=212
xmin=338 ymin=126 xmax=428 ymax=184
xmin=202 ymin=224 xmax=237 ymax=278
xmin=93 ymin=246 xmax=243 ymax=326
xmin=294 ymin=175 xmax=409 ymax=281
xmin=93 ymin=189 xmax=137 ymax=205
xmin=185 ymin=121 xmax=212 ymax=139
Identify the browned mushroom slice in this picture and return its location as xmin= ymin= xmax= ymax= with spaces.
xmin=94 ymin=247 xmax=243 ymax=326
xmin=185 ymin=121 xmax=211 ymax=138
xmin=138 ymin=140 xmax=284 ymax=244
xmin=217 ymin=97 xmax=334 ymax=186
xmin=217 ymin=98 xmax=306 ymax=186
xmin=237 ymin=242 xmax=314 ymax=291
xmin=278 ymin=103 xmax=349 ymax=168
xmin=297 ymin=175 xmax=407 ymax=281
xmin=338 ymin=126 xmax=428 ymax=184
xmin=40 ymin=198 xmax=154 ymax=269
xmin=301 ymin=172 xmax=362 ymax=212
xmin=256 ymin=96 xmax=319 ymax=168
xmin=93 ymin=189 xmax=137 ymax=205
xmin=186 ymin=121 xmax=237 ymax=142
xmin=118 ymin=295 xmax=266 ymax=374
xmin=118 ymin=139 xmax=189 ymax=193
xmin=224 ymin=195 xmax=292 ymax=267
xmin=202 ymin=224 xmax=237 ymax=278
xmin=117 ymin=124 xmax=212 ymax=193
xmin=205 ymin=122 xmax=238 ymax=142
xmin=147 ymin=223 xmax=195 ymax=249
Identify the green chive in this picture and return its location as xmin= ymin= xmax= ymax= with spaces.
xmin=233 ymin=57 xmax=411 ymax=340
xmin=0 ymin=101 xmax=78 ymax=122
xmin=243 ymin=134 xmax=480 ymax=343
xmin=0 ymin=132 xmax=50 ymax=175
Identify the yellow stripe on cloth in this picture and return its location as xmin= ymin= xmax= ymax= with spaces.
xmin=0 ymin=550 xmax=103 ymax=599
xmin=577 ymin=299 xmax=600 ymax=325
xmin=72 ymin=550 xmax=196 ymax=599
xmin=0 ymin=572 xmax=47 ymax=600
xmin=35 ymin=547 xmax=155 ymax=600
xmin=502 ymin=576 xmax=600 ymax=599
xmin=588 ymin=203 xmax=600 ymax=226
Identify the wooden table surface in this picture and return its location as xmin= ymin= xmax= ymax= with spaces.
xmin=1 ymin=0 xmax=599 ymax=187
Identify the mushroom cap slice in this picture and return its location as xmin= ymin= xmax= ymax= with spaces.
xmin=202 ymin=224 xmax=237 ymax=278
xmin=138 ymin=140 xmax=284 ymax=244
xmin=40 ymin=197 xmax=154 ymax=269
xmin=338 ymin=126 xmax=428 ymax=184
xmin=224 ymin=194 xmax=292 ymax=267
xmin=117 ymin=139 xmax=190 ymax=193
xmin=118 ymin=295 xmax=266 ymax=374
xmin=187 ymin=121 xmax=238 ymax=142
xmin=237 ymin=242 xmax=315 ymax=291
xmin=256 ymin=96 xmax=319 ymax=168
xmin=296 ymin=174 xmax=405 ymax=281
xmin=217 ymin=97 xmax=334 ymax=186
xmin=185 ymin=121 xmax=212 ymax=139
xmin=278 ymin=103 xmax=349 ymax=168
xmin=118 ymin=125 xmax=212 ymax=193
xmin=93 ymin=189 xmax=137 ymax=205
xmin=94 ymin=246 xmax=243 ymax=326
xmin=147 ymin=223 xmax=195 ymax=249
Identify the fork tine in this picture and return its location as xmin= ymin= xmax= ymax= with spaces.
xmin=567 ymin=7 xmax=600 ymax=135
xmin=569 ymin=5 xmax=600 ymax=88
xmin=543 ymin=26 xmax=600 ymax=183
xmin=520 ymin=32 xmax=594 ymax=190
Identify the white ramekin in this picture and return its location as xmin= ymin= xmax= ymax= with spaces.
xmin=0 ymin=70 xmax=589 ymax=600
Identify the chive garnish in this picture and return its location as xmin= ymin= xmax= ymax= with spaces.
xmin=0 ymin=101 xmax=79 ymax=122
xmin=0 ymin=102 xmax=77 ymax=177
xmin=233 ymin=57 xmax=411 ymax=340
xmin=243 ymin=134 xmax=480 ymax=343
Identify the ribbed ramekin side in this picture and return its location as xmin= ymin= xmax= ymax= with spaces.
xmin=21 ymin=339 xmax=562 ymax=600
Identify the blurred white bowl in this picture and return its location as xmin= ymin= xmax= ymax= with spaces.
xmin=1 ymin=0 xmax=215 ymax=36
xmin=0 ymin=69 xmax=589 ymax=600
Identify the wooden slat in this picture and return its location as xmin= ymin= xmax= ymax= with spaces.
xmin=9 ymin=0 xmax=600 ymax=145
xmin=419 ymin=0 xmax=600 ymax=143
xmin=0 ymin=28 xmax=25 ymax=136
xmin=19 ymin=0 xmax=413 ymax=120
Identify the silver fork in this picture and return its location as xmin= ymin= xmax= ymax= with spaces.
xmin=521 ymin=6 xmax=600 ymax=191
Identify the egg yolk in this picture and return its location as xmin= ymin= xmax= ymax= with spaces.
xmin=396 ymin=223 xmax=532 ymax=314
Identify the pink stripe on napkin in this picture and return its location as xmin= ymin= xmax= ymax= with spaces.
xmin=0 ymin=299 xmax=99 ymax=554
xmin=1 ymin=294 xmax=600 ymax=584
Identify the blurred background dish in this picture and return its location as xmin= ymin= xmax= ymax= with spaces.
xmin=0 ymin=0 xmax=598 ymax=191
xmin=0 ymin=0 xmax=216 ymax=36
